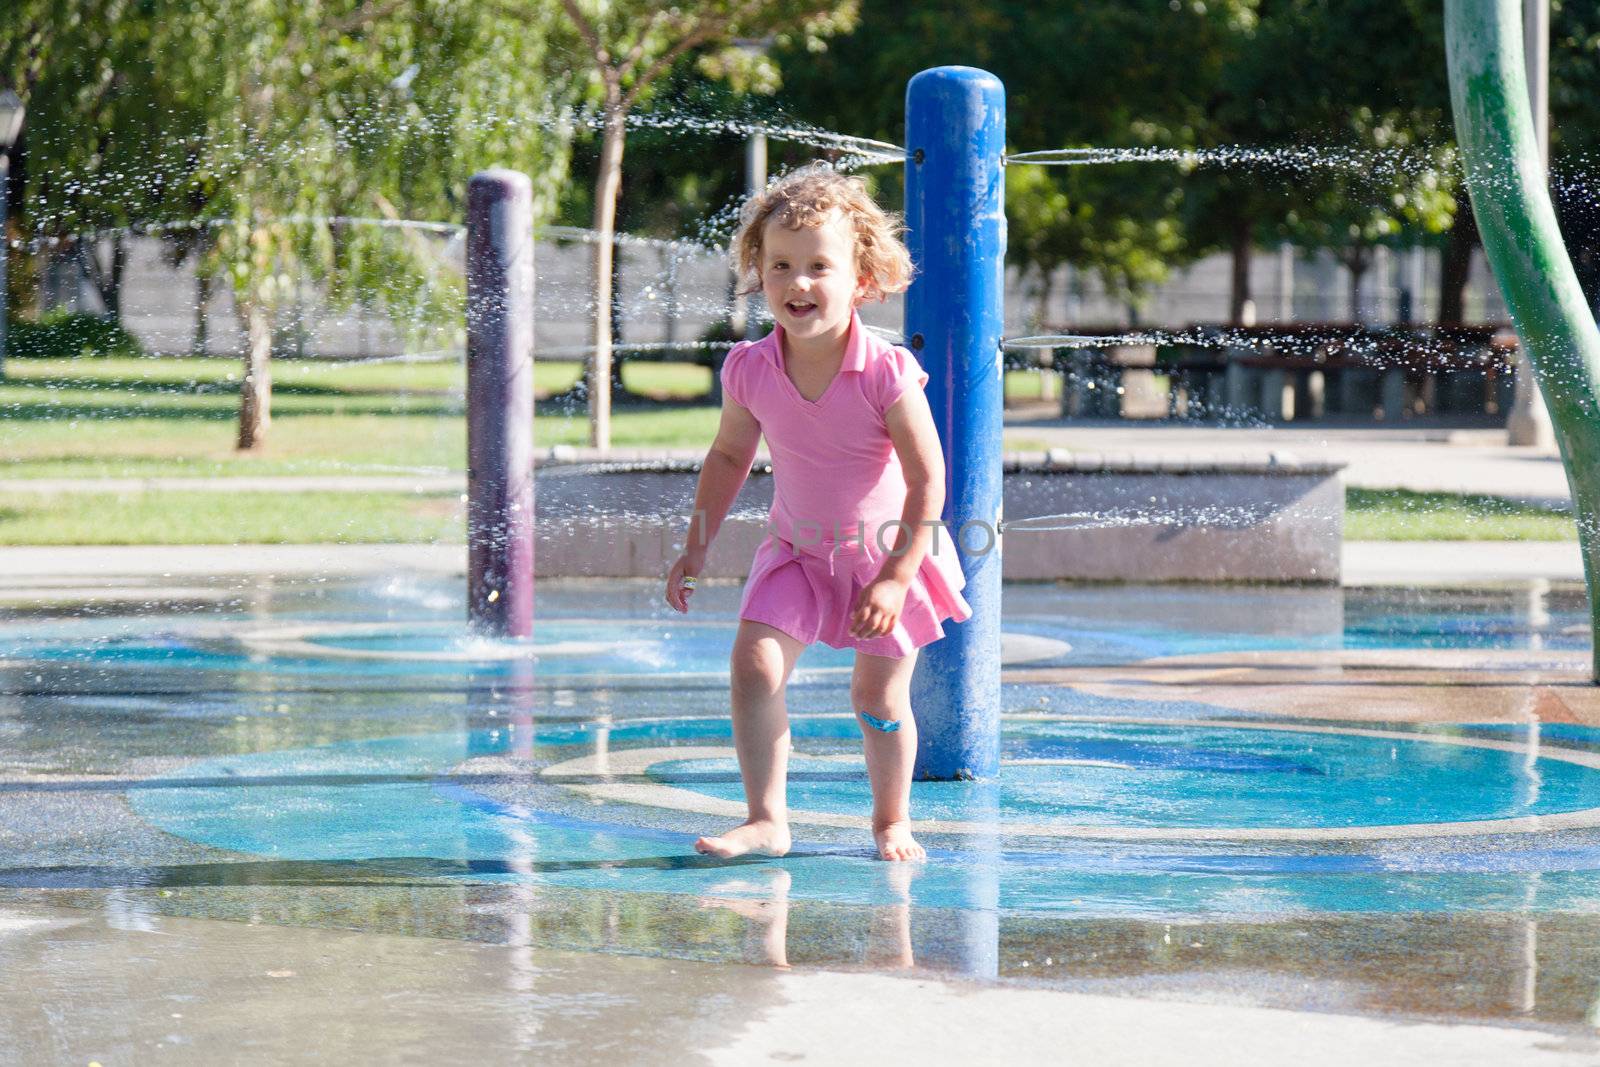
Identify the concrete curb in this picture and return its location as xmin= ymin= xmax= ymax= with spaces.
xmin=532 ymin=461 xmax=1343 ymax=582
xmin=0 ymin=540 xmax=1580 ymax=585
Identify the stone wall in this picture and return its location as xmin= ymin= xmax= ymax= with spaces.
xmin=530 ymin=449 xmax=1344 ymax=584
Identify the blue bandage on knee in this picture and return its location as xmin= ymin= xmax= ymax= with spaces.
xmin=858 ymin=710 xmax=901 ymax=733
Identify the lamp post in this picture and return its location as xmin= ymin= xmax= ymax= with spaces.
xmin=0 ymin=89 xmax=25 ymax=382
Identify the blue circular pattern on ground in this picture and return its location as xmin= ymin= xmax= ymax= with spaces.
xmin=0 ymin=619 xmax=858 ymax=677
xmin=647 ymin=721 xmax=1600 ymax=829
xmin=14 ymin=581 xmax=1598 ymax=925
xmin=128 ymin=716 xmax=1600 ymax=917
xmin=5 ymin=593 xmax=1587 ymax=682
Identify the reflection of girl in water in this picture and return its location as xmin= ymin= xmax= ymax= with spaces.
xmin=698 ymin=864 xmax=915 ymax=971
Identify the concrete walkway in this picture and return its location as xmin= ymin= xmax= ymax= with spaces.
xmin=0 ymin=540 xmax=1584 ymax=585
xmin=1342 ymin=540 xmax=1584 ymax=584
xmin=1001 ymin=410 xmax=1573 ymax=506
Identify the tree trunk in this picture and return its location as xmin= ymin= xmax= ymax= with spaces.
xmin=662 ymin=247 xmax=678 ymax=346
xmin=1228 ymin=216 xmax=1252 ymax=325
xmin=75 ymin=236 xmax=125 ymax=320
xmin=587 ymin=101 xmax=627 ymax=450
xmin=1439 ymin=204 xmax=1479 ymax=325
xmin=193 ymin=269 xmax=211 ymax=356
xmin=1345 ymin=246 xmax=1372 ymax=323
xmin=238 ymin=301 xmax=272 ymax=450
xmin=107 ymin=233 xmax=125 ymax=321
xmin=609 ymin=233 xmax=627 ymax=397
xmin=1034 ymin=264 xmax=1053 ymax=329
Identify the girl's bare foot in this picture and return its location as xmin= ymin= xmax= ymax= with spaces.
xmin=874 ymin=820 xmax=925 ymax=862
xmin=695 ymin=819 xmax=791 ymax=859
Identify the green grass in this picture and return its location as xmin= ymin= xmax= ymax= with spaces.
xmin=0 ymin=356 xmax=1057 ymax=481
xmin=0 ymin=490 xmax=464 ymax=544
xmin=0 ymin=414 xmax=456 ymax=479
xmin=0 ymin=356 xmax=723 ymax=479
xmin=526 ymin=360 xmax=712 ymax=397
xmin=1 ymin=355 xmax=711 ymax=401
xmin=1003 ymin=369 xmax=1054 ymax=402
xmin=1345 ymin=488 xmax=1576 ymax=541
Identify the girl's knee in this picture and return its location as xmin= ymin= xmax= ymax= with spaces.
xmin=731 ymin=639 xmax=789 ymax=699
xmin=850 ymin=651 xmax=917 ymax=713
xmin=850 ymin=676 xmax=908 ymax=713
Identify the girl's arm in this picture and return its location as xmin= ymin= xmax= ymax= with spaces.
xmin=851 ymin=389 xmax=947 ymax=638
xmin=665 ymin=398 xmax=763 ymax=613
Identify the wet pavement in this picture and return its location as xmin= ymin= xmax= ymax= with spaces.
xmin=17 ymin=901 xmax=1600 ymax=1066
xmin=8 ymin=902 xmax=1600 ymax=1066
xmin=5 ymin=572 xmax=1600 ymax=1061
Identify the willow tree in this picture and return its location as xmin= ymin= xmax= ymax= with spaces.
xmin=2 ymin=1 xmax=198 ymax=325
xmin=150 ymin=0 xmax=581 ymax=449
xmin=549 ymin=0 xmax=857 ymax=451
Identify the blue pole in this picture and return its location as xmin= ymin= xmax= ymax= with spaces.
xmin=905 ymin=67 xmax=1006 ymax=780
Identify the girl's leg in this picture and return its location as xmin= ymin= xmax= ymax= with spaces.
xmin=852 ymin=648 xmax=926 ymax=862
xmin=695 ymin=620 xmax=806 ymax=859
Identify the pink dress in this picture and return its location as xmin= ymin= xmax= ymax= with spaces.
xmin=719 ymin=311 xmax=973 ymax=658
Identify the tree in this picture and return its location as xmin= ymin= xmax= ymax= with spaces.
xmin=1173 ymin=0 xmax=1456 ymax=324
xmin=2 ymin=1 xmax=198 ymax=322
xmin=1 ymin=1 xmax=100 ymax=96
xmin=551 ymin=61 xmax=757 ymax=397
xmin=166 ymin=0 xmax=585 ymax=449
xmin=772 ymin=0 xmax=1470 ymax=327
xmin=1006 ymin=160 xmax=1184 ymax=324
xmin=1280 ymin=145 xmax=1456 ymax=322
xmin=1030 ymin=0 xmax=1262 ymax=322
xmin=768 ymin=0 xmax=1254 ymax=316
xmin=1551 ymin=0 xmax=1600 ymax=308
xmin=11 ymin=0 xmax=582 ymax=449
xmin=549 ymin=0 xmax=857 ymax=450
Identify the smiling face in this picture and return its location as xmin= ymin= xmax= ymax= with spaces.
xmin=759 ymin=209 xmax=864 ymax=345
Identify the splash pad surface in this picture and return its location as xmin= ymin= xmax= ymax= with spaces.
xmin=7 ymin=573 xmax=1600 ymax=1029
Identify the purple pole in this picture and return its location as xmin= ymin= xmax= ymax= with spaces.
xmin=466 ymin=169 xmax=535 ymax=637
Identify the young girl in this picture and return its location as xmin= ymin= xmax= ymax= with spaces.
xmin=663 ymin=164 xmax=971 ymax=863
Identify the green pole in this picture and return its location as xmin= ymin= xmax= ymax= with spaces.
xmin=1446 ymin=0 xmax=1600 ymax=680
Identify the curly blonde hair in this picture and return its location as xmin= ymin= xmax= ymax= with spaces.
xmin=732 ymin=164 xmax=914 ymax=305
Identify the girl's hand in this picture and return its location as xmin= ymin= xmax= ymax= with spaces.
xmin=665 ymin=553 xmax=704 ymax=614
xmin=850 ymin=578 xmax=908 ymax=639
